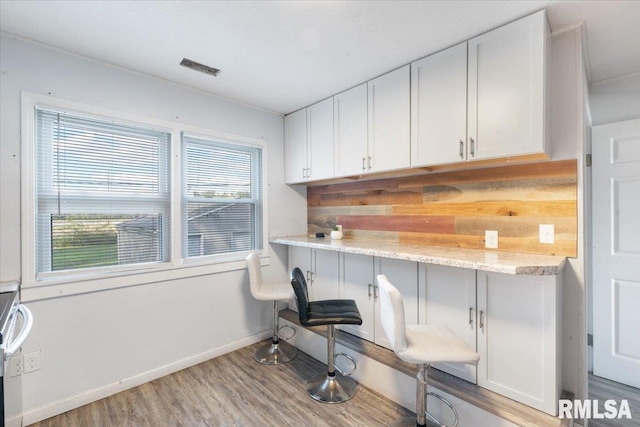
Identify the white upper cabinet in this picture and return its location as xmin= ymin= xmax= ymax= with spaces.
xmin=334 ymin=84 xmax=368 ymax=177
xmin=411 ymin=42 xmax=468 ymax=167
xmin=284 ymin=97 xmax=334 ymax=184
xmin=284 ymin=108 xmax=308 ymax=184
xmin=468 ymin=10 xmax=548 ymax=160
xmin=368 ymin=65 xmax=411 ymax=173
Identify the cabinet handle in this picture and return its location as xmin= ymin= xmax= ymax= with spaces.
xmin=307 ymin=167 xmax=311 ymax=178
xmin=306 ymin=270 xmax=312 ymax=284
xmin=373 ymin=285 xmax=378 ymax=299
xmin=459 ymin=140 xmax=464 ymax=159
xmin=362 ymin=157 xmax=366 ymax=172
xmin=479 ymin=310 xmax=485 ymax=331
xmin=470 ymin=137 xmax=475 ymax=157
xmin=302 ymin=168 xmax=306 ymax=179
xmin=368 ymin=156 xmax=372 ymax=170
xmin=368 ymin=284 xmax=372 ymax=298
xmin=469 ymin=307 xmax=474 ymax=325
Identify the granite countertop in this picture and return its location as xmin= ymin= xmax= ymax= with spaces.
xmin=269 ymin=235 xmax=566 ymax=276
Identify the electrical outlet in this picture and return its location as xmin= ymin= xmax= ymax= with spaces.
xmin=485 ymin=230 xmax=498 ymax=249
xmin=539 ymin=224 xmax=555 ymax=244
xmin=24 ymin=350 xmax=41 ymax=373
xmin=9 ymin=357 xmax=22 ymax=377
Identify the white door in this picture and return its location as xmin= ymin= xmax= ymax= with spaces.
xmin=341 ymin=253 xmax=375 ymax=341
xmin=307 ymin=98 xmax=334 ymax=181
xmin=467 ymin=10 xmax=546 ymax=161
xmin=592 ymin=119 xmax=640 ymax=388
xmin=411 ymin=42 xmax=468 ymax=167
xmin=284 ymin=108 xmax=308 ymax=184
xmin=423 ymin=264 xmax=477 ymax=383
xmin=334 ymin=84 xmax=368 ymax=177
xmin=368 ymin=65 xmax=411 ymax=173
xmin=311 ymin=250 xmax=340 ymax=301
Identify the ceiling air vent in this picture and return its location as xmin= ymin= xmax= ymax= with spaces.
xmin=180 ymin=58 xmax=220 ymax=77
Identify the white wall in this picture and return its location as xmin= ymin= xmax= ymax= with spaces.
xmin=0 ymin=33 xmax=307 ymax=424
xmin=589 ymin=72 xmax=640 ymax=127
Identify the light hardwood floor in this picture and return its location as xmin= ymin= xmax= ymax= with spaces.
xmin=588 ymin=374 xmax=640 ymax=427
xmin=29 ymin=341 xmax=413 ymax=427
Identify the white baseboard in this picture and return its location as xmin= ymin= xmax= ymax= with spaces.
xmin=22 ymin=330 xmax=271 ymax=426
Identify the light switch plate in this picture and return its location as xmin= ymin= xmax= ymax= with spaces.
xmin=540 ymin=224 xmax=555 ymax=244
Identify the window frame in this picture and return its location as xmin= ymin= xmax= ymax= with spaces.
xmin=21 ymin=92 xmax=269 ymax=299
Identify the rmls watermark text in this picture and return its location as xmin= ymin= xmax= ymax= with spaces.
xmin=559 ymin=399 xmax=632 ymax=419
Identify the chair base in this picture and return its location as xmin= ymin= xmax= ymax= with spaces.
xmin=253 ymin=341 xmax=298 ymax=365
xmin=389 ymin=416 xmax=438 ymax=427
xmin=306 ymin=372 xmax=358 ymax=403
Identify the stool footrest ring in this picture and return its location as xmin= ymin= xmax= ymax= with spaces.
xmin=333 ymin=352 xmax=357 ymax=376
xmin=277 ymin=324 xmax=296 ymax=340
xmin=425 ymin=391 xmax=459 ymax=427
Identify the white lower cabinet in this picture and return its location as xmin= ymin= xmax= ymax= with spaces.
xmin=288 ymin=246 xmax=340 ymax=304
xmin=420 ymin=264 xmax=477 ymax=383
xmin=340 ymin=253 xmax=418 ymax=350
xmin=477 ymin=271 xmax=560 ymax=415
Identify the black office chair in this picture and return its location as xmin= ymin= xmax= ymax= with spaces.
xmin=290 ymin=267 xmax=363 ymax=403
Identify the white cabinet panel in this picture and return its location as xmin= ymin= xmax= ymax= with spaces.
xmin=284 ymin=108 xmax=308 ymax=184
xmin=307 ymin=98 xmax=334 ymax=181
xmin=411 ymin=42 xmax=468 ymax=167
xmin=341 ymin=253 xmax=375 ymax=341
xmin=368 ymin=65 xmax=411 ymax=173
xmin=312 ymin=249 xmax=340 ymax=301
xmin=334 ymin=84 xmax=368 ymax=177
xmin=468 ymin=10 xmax=547 ymax=160
xmin=284 ymin=98 xmax=333 ymax=183
xmin=477 ymin=271 xmax=560 ymax=414
xmin=422 ymin=264 xmax=477 ymax=383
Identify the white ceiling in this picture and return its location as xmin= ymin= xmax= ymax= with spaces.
xmin=1 ymin=1 xmax=639 ymax=114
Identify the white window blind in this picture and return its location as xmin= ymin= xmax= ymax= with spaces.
xmin=182 ymin=134 xmax=263 ymax=258
xmin=35 ymin=108 xmax=171 ymax=274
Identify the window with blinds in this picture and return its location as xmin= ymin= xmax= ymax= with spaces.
xmin=35 ymin=108 xmax=171 ymax=274
xmin=182 ymin=134 xmax=262 ymax=258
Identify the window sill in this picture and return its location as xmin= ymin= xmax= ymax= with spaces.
xmin=21 ymin=253 xmax=270 ymax=302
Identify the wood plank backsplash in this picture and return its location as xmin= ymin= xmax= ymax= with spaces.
xmin=307 ymin=160 xmax=577 ymax=257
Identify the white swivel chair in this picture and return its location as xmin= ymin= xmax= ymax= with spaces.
xmin=377 ymin=274 xmax=479 ymax=427
xmin=245 ymin=252 xmax=298 ymax=364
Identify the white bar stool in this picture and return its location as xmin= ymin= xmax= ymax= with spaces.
xmin=377 ymin=274 xmax=479 ymax=427
xmin=245 ymin=253 xmax=298 ymax=365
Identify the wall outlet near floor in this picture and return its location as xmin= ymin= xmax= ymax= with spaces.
xmin=24 ymin=350 xmax=41 ymax=373
xmin=9 ymin=357 xmax=22 ymax=377
xmin=485 ymin=230 xmax=498 ymax=249
xmin=539 ymin=224 xmax=555 ymax=244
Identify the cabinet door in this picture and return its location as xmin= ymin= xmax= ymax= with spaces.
xmin=334 ymin=84 xmax=368 ymax=177
xmin=477 ymin=271 xmax=559 ymax=414
xmin=307 ymin=98 xmax=334 ymax=181
xmin=422 ymin=264 xmax=477 ymax=383
xmin=375 ymin=258 xmax=418 ymax=349
xmin=411 ymin=43 xmax=468 ymax=167
xmin=341 ymin=253 xmax=375 ymax=341
xmin=368 ymin=65 xmax=411 ymax=173
xmin=284 ymin=108 xmax=308 ymax=184
xmin=468 ymin=10 xmax=547 ymax=161
xmin=311 ymin=250 xmax=340 ymax=301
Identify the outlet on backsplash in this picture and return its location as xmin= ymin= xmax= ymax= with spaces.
xmin=485 ymin=230 xmax=498 ymax=249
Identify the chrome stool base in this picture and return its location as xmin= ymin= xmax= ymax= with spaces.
xmin=306 ymin=372 xmax=358 ymax=403
xmin=253 ymin=340 xmax=298 ymax=365
xmin=389 ymin=416 xmax=438 ymax=427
